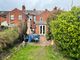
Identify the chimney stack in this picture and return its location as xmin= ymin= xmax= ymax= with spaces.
xmin=45 ymin=9 xmax=48 ymax=12
xmin=22 ymin=5 xmax=26 ymax=12
xmin=33 ymin=9 xmax=36 ymax=11
xmin=54 ymin=6 xmax=57 ymax=10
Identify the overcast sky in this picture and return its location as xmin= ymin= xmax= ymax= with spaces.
xmin=0 ymin=0 xmax=80 ymax=11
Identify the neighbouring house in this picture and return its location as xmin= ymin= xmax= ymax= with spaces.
xmin=0 ymin=11 xmax=9 ymax=26
xmin=26 ymin=7 xmax=60 ymax=41
xmin=0 ymin=12 xmax=9 ymax=31
xmin=0 ymin=5 xmax=59 ymax=41
xmin=0 ymin=5 xmax=27 ymax=34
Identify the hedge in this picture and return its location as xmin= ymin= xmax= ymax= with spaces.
xmin=50 ymin=7 xmax=80 ymax=59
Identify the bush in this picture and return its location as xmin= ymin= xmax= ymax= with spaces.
xmin=50 ymin=7 xmax=80 ymax=59
xmin=46 ymin=10 xmax=62 ymax=40
xmin=0 ymin=29 xmax=19 ymax=51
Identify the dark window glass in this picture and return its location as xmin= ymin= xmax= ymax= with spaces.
xmin=43 ymin=26 xmax=45 ymax=34
xmin=40 ymin=26 xmax=42 ymax=34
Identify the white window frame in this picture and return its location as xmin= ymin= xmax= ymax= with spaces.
xmin=10 ymin=15 xmax=14 ymax=20
xmin=40 ymin=17 xmax=42 ymax=21
xmin=39 ymin=25 xmax=46 ymax=35
xmin=29 ymin=15 xmax=32 ymax=20
xmin=34 ymin=16 xmax=36 ymax=22
xmin=18 ymin=15 xmax=22 ymax=20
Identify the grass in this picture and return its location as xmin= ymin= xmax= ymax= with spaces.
xmin=7 ymin=44 xmax=69 ymax=60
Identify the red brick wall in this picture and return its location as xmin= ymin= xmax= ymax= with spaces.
xmin=40 ymin=36 xmax=46 ymax=42
xmin=7 ymin=8 xmax=26 ymax=26
xmin=35 ymin=25 xmax=39 ymax=34
xmin=40 ymin=11 xmax=50 ymax=22
xmin=35 ymin=11 xmax=50 ymax=41
xmin=35 ymin=15 xmax=40 ymax=34
xmin=0 ymin=16 xmax=6 ymax=22
xmin=6 ymin=8 xmax=27 ymax=34
xmin=35 ymin=11 xmax=50 ymax=34
xmin=36 ymin=15 xmax=40 ymax=21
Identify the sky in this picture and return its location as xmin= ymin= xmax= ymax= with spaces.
xmin=0 ymin=0 xmax=80 ymax=11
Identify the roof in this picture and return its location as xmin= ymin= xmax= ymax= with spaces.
xmin=0 ymin=9 xmax=59 ymax=16
xmin=0 ymin=10 xmax=43 ymax=16
xmin=0 ymin=11 xmax=9 ymax=15
xmin=0 ymin=11 xmax=9 ymax=18
xmin=26 ymin=10 xmax=43 ymax=15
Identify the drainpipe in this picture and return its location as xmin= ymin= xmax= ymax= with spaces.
xmin=9 ymin=12 xmax=10 ymax=26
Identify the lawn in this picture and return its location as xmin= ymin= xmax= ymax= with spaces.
xmin=7 ymin=44 xmax=69 ymax=60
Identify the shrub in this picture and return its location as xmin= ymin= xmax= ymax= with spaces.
xmin=46 ymin=9 xmax=62 ymax=40
xmin=0 ymin=29 xmax=19 ymax=51
xmin=50 ymin=7 xmax=80 ymax=59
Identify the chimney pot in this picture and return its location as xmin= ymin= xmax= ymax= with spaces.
xmin=33 ymin=9 xmax=36 ymax=11
xmin=22 ymin=5 xmax=25 ymax=11
xmin=54 ymin=6 xmax=57 ymax=10
xmin=45 ymin=9 xmax=48 ymax=11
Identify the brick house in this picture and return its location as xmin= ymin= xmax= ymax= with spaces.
xmin=0 ymin=5 xmax=59 ymax=41
xmin=26 ymin=7 xmax=59 ymax=41
xmin=0 ymin=11 xmax=9 ymax=26
xmin=0 ymin=5 xmax=27 ymax=34
xmin=7 ymin=6 xmax=27 ymax=27
xmin=26 ymin=9 xmax=51 ymax=41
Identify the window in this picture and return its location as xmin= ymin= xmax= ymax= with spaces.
xmin=40 ymin=17 xmax=42 ymax=21
xmin=10 ymin=15 xmax=14 ymax=20
xmin=29 ymin=15 xmax=32 ymax=20
xmin=40 ymin=17 xmax=43 ymax=24
xmin=39 ymin=25 xmax=46 ymax=35
xmin=43 ymin=26 xmax=45 ymax=34
xmin=18 ymin=15 xmax=22 ymax=20
xmin=34 ymin=16 xmax=36 ymax=22
xmin=40 ymin=26 xmax=42 ymax=34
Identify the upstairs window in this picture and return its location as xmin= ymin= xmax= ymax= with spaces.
xmin=40 ymin=17 xmax=42 ymax=21
xmin=10 ymin=15 xmax=14 ymax=20
xmin=34 ymin=16 xmax=36 ymax=22
xmin=39 ymin=17 xmax=43 ymax=24
xmin=18 ymin=15 xmax=22 ymax=20
xmin=29 ymin=15 xmax=32 ymax=20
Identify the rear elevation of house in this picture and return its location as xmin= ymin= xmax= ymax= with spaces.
xmin=0 ymin=5 xmax=59 ymax=41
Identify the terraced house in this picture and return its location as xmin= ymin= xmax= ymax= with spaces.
xmin=0 ymin=5 xmax=59 ymax=41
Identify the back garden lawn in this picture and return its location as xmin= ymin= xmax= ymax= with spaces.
xmin=6 ymin=43 xmax=70 ymax=60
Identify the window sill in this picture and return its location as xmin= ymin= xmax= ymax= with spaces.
xmin=39 ymin=34 xmax=46 ymax=36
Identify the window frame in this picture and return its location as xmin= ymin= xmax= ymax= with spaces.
xmin=39 ymin=25 xmax=46 ymax=35
xmin=29 ymin=15 xmax=32 ymax=20
xmin=18 ymin=15 xmax=22 ymax=20
xmin=34 ymin=16 xmax=36 ymax=22
xmin=10 ymin=15 xmax=14 ymax=20
xmin=40 ymin=17 xmax=43 ymax=21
